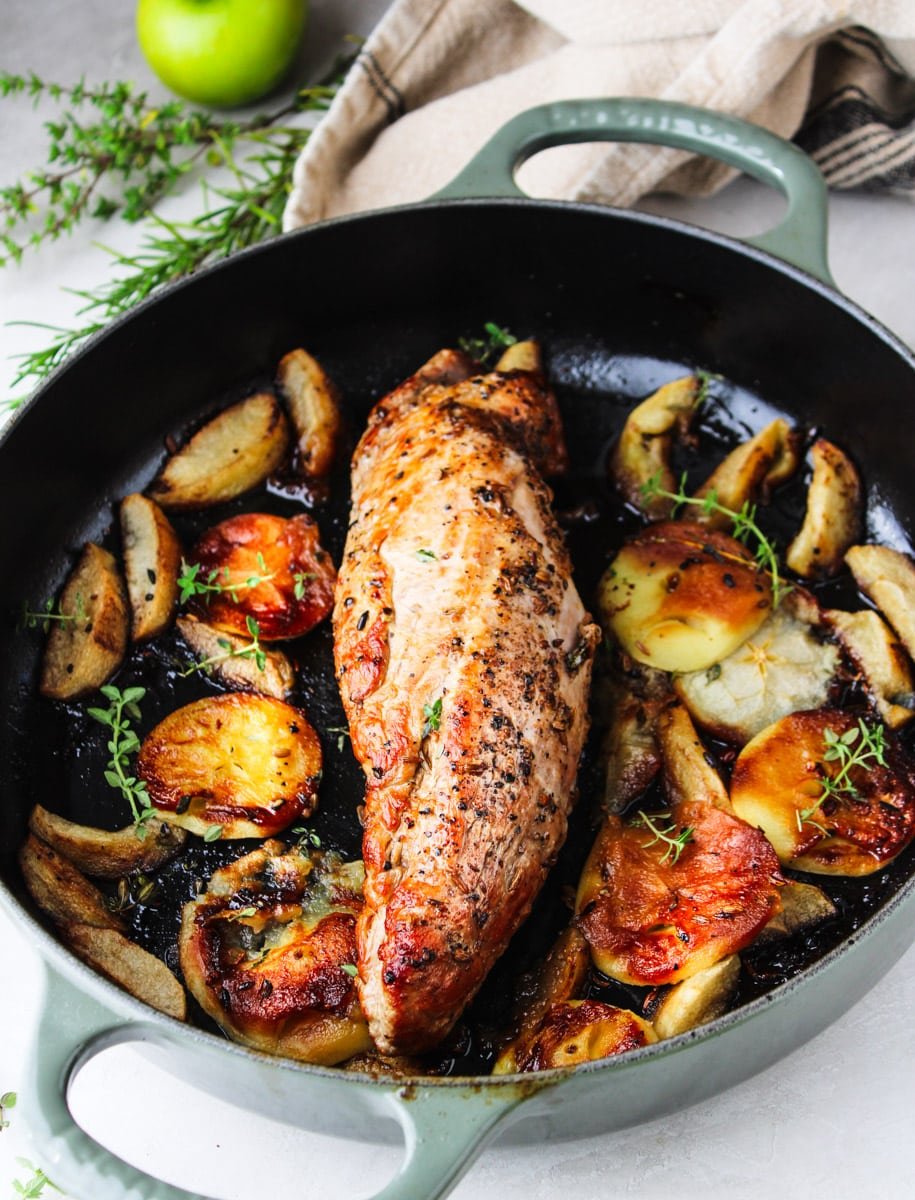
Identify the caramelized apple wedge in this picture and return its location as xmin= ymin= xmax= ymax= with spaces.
xmin=187 ymin=512 xmax=336 ymax=641
xmin=599 ymin=521 xmax=771 ymax=672
xmin=29 ymin=805 xmax=185 ymax=879
xmin=754 ymin=881 xmax=836 ymax=946
xmin=64 ymin=923 xmax=186 ymax=1020
xmin=786 ymin=439 xmax=862 ymax=579
xmin=120 ymin=493 xmax=181 ymax=641
xmin=730 ymin=708 xmax=915 ymax=875
xmin=494 ymin=339 xmax=541 ymax=374
xmin=825 ymin=607 xmax=915 ymax=729
xmin=494 ymin=1000 xmax=656 ymax=1074
xmin=675 ymin=593 xmax=839 ymax=744
xmin=180 ymin=841 xmax=369 ymax=1064
xmin=40 ymin=543 xmax=129 ymax=701
xmin=19 ymin=834 xmax=124 ymax=931
xmin=276 ymin=348 xmax=342 ymax=481
xmin=176 ymin=614 xmax=295 ymax=699
xmin=138 ymin=694 xmax=321 ymax=839
xmin=610 ymin=376 xmax=702 ymax=518
xmin=845 ymin=543 xmax=915 ymax=661
xmin=693 ymin=419 xmax=800 ymax=528
xmin=149 ymin=392 xmax=290 ymax=511
xmin=650 ymin=954 xmax=740 ymax=1040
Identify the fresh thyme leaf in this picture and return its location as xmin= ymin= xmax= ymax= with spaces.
xmin=88 ymin=686 xmax=155 ymax=837
xmin=4 ymin=52 xmax=356 ymax=407
xmin=203 ymin=823 xmax=224 ymax=843
xmin=341 ymin=963 xmax=359 ymax=978
xmin=292 ymin=825 xmax=321 ymax=849
xmin=292 ymin=570 xmax=316 ymax=600
xmin=422 ymin=697 xmax=443 ymax=738
xmin=797 ymin=718 xmax=888 ymax=832
xmin=12 ymin=1158 xmax=59 ymax=1198
xmin=325 ymin=725 xmax=351 ymax=753
xmin=415 ymin=548 xmax=437 ymax=563
xmin=177 ymin=558 xmax=275 ymax=605
xmin=632 ymin=810 xmax=695 ymax=866
xmin=457 ymin=321 xmax=517 ymax=366
xmin=639 ymin=470 xmax=789 ymax=607
xmin=0 ymin=1089 xmax=15 ymax=1132
xmin=19 ymin=591 xmax=86 ymax=633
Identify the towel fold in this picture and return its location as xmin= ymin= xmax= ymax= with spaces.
xmin=284 ymin=0 xmax=915 ymax=231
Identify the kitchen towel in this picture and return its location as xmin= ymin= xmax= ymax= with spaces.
xmin=284 ymin=0 xmax=915 ymax=231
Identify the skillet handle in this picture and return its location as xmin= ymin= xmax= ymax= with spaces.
xmin=432 ymin=98 xmax=833 ymax=285
xmin=17 ymin=964 xmax=213 ymax=1200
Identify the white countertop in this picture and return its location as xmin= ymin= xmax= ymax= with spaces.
xmin=2 ymin=4 xmax=914 ymax=1198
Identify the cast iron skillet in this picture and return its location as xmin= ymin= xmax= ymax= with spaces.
xmin=3 ymin=100 xmax=915 ymax=1200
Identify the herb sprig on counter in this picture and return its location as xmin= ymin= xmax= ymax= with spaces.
xmin=633 ymin=810 xmax=695 ymax=866
xmin=12 ymin=1159 xmax=59 ymax=1199
xmin=797 ymin=719 xmax=888 ymax=832
xmin=640 ymin=471 xmax=789 ymax=607
xmin=3 ymin=50 xmax=356 ymax=406
xmin=0 ymin=1090 xmax=16 ymax=1132
xmin=87 ymin=685 xmax=156 ymax=838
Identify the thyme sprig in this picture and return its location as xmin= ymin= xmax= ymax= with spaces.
xmin=640 ymin=471 xmax=789 ymax=607
xmin=632 ymin=810 xmax=695 ymax=866
xmin=797 ymin=718 xmax=888 ymax=832
xmin=422 ymin=697 xmax=443 ymax=738
xmin=87 ymin=685 xmax=156 ymax=838
xmin=4 ymin=53 xmax=356 ymax=407
xmin=12 ymin=1159 xmax=59 ymax=1199
xmin=179 ymin=615 xmax=267 ymax=677
xmin=458 ymin=321 xmax=517 ymax=366
xmin=20 ymin=591 xmax=85 ymax=632
xmin=177 ymin=554 xmax=274 ymax=605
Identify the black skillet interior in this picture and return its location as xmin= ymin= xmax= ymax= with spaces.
xmin=2 ymin=200 xmax=914 ymax=1073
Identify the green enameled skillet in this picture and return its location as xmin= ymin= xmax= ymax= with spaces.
xmin=2 ymin=99 xmax=914 ymax=1200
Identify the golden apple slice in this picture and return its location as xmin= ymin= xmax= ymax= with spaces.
xmin=610 ymin=376 xmax=702 ymax=518
xmin=180 ymin=840 xmax=370 ymax=1065
xmin=120 ymin=493 xmax=181 ymax=641
xmin=276 ymin=348 xmax=342 ymax=481
xmin=650 ymin=954 xmax=740 ymax=1040
xmin=675 ymin=594 xmax=839 ymax=744
xmin=64 ymin=924 xmax=186 ymax=1021
xmin=600 ymin=521 xmax=771 ymax=672
xmin=826 ymin=607 xmax=914 ymax=729
xmin=493 ymin=1000 xmax=656 ymax=1074
xmin=29 ymin=805 xmax=185 ymax=879
xmin=845 ymin=544 xmax=915 ymax=662
xmin=693 ymin=419 xmax=800 ymax=528
xmin=730 ymin=708 xmax=915 ymax=875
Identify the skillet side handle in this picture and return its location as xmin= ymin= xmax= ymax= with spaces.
xmin=17 ymin=964 xmax=212 ymax=1200
xmin=367 ymin=1084 xmax=525 ymax=1200
xmin=431 ymin=98 xmax=832 ymax=285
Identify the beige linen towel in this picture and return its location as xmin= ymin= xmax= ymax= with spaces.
xmin=284 ymin=0 xmax=915 ymax=230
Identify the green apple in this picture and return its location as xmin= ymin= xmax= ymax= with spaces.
xmin=136 ymin=0 xmax=309 ymax=108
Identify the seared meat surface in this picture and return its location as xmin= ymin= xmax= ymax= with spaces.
xmin=334 ymin=347 xmax=600 ymax=1053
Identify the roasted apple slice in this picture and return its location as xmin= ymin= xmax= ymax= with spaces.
xmin=64 ymin=923 xmax=186 ymax=1020
xmin=276 ymin=348 xmax=342 ymax=481
xmin=786 ymin=439 xmax=862 ymax=579
xmin=599 ymin=687 xmax=664 ymax=814
xmin=176 ymin=614 xmax=295 ymax=699
xmin=576 ymin=802 xmax=782 ymax=986
xmin=494 ymin=1000 xmax=656 ymax=1074
xmin=40 ymin=543 xmax=129 ymax=701
xmin=119 ymin=493 xmax=181 ymax=641
xmin=19 ymin=834 xmax=124 ymax=931
xmin=599 ymin=521 xmax=772 ymax=673
xmin=825 ymin=607 xmax=915 ymax=729
xmin=494 ymin=339 xmax=541 ymax=374
xmin=730 ymin=708 xmax=915 ymax=875
xmin=674 ymin=593 xmax=839 ymax=743
xmin=137 ymin=694 xmax=321 ymax=839
xmin=845 ymin=544 xmax=915 ymax=661
xmin=180 ymin=840 xmax=370 ymax=1065
xmin=753 ymin=881 xmax=836 ymax=946
xmin=149 ymin=392 xmax=290 ymax=510
xmin=609 ymin=376 xmax=702 ymax=518
xmin=186 ymin=512 xmax=336 ymax=640
xmin=29 ymin=805 xmax=185 ymax=879
xmin=692 ymin=419 xmax=800 ymax=528
xmin=649 ymin=954 xmax=740 ymax=1040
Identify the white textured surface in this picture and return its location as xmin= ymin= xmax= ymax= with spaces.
xmin=2 ymin=4 xmax=915 ymax=1199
